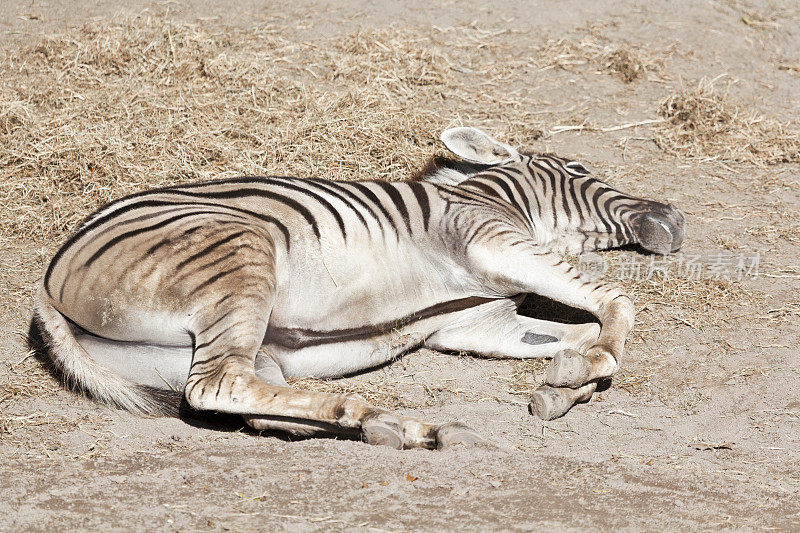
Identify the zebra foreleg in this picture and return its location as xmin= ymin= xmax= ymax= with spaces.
xmin=469 ymin=242 xmax=635 ymax=419
xmin=426 ymin=298 xmax=600 ymax=358
xmin=542 ymin=295 xmax=634 ymax=389
xmin=425 ymin=299 xmax=602 ymax=420
xmin=529 ymin=382 xmax=597 ymax=420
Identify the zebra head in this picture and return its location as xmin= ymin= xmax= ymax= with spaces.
xmin=427 ymin=127 xmax=685 ymax=255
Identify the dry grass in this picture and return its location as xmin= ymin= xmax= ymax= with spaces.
xmin=720 ymin=0 xmax=786 ymax=31
xmin=287 ymin=376 xmax=412 ymax=411
xmin=604 ymin=250 xmax=761 ymax=328
xmin=745 ymin=223 xmax=800 ymax=244
xmin=0 ymin=18 xmax=446 ymax=246
xmin=0 ymin=350 xmax=59 ymax=410
xmin=777 ymin=61 xmax=800 ymax=73
xmin=739 ymin=10 xmax=781 ymax=30
xmin=0 ymin=412 xmax=78 ymax=445
xmin=533 ymin=36 xmax=605 ymax=71
xmin=328 ymin=27 xmax=454 ymax=94
xmin=533 ymin=32 xmax=666 ymax=84
xmin=0 ymin=410 xmax=113 ymax=457
xmin=627 ymin=275 xmax=757 ymax=315
xmin=0 ymin=16 xmax=574 ymax=248
xmin=0 ymin=350 xmax=67 ymax=444
xmin=601 ymin=47 xmax=653 ymax=83
xmin=655 ymin=77 xmax=800 ymax=164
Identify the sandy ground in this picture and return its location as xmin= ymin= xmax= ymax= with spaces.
xmin=1 ymin=0 xmax=800 ymax=530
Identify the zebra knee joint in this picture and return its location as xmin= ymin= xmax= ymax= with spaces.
xmin=546 ymin=349 xmax=592 ymax=388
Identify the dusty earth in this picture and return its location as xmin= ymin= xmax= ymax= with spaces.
xmin=2 ymin=0 xmax=800 ymax=531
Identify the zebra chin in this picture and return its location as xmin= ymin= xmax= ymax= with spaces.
xmin=632 ymin=203 xmax=685 ymax=255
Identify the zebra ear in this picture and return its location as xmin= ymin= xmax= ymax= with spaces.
xmin=440 ymin=127 xmax=521 ymax=165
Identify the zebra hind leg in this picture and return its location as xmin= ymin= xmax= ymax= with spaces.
xmin=191 ymin=352 xmax=486 ymax=449
xmin=243 ymin=352 xmax=359 ymax=439
xmin=245 ymin=354 xmax=483 ymax=447
xmin=183 ymin=284 xmax=484 ymax=448
xmin=244 ymin=357 xmax=486 ymax=448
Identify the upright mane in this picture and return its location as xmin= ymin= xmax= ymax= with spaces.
xmin=409 ymin=155 xmax=491 ymax=185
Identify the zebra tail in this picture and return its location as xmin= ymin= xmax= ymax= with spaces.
xmin=33 ymin=283 xmax=181 ymax=417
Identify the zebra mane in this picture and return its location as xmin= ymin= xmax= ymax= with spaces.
xmin=410 ymin=155 xmax=491 ymax=186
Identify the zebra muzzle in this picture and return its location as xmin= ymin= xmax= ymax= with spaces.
xmin=634 ymin=204 xmax=685 ymax=255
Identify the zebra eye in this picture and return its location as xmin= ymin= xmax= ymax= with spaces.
xmin=565 ymin=161 xmax=590 ymax=175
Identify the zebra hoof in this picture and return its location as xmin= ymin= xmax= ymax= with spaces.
xmin=529 ymin=385 xmax=574 ymax=421
xmin=362 ymin=414 xmax=404 ymax=449
xmin=546 ymin=349 xmax=592 ymax=388
xmin=435 ymin=422 xmax=485 ymax=449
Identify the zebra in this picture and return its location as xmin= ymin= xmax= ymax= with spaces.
xmin=33 ymin=127 xmax=684 ymax=450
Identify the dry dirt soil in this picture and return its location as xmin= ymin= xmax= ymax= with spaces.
xmin=1 ymin=0 xmax=800 ymax=531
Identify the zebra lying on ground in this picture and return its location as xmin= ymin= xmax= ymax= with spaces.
xmin=34 ymin=127 xmax=684 ymax=449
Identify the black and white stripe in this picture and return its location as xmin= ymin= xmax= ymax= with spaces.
xmin=45 ymin=153 xmax=652 ymax=306
xmin=35 ymin=126 xmax=684 ymax=435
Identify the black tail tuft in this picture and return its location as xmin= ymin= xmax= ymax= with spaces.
xmin=135 ymin=385 xmax=183 ymax=417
